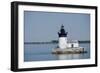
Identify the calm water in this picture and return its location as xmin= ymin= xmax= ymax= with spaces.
xmin=24 ymin=43 xmax=90 ymax=62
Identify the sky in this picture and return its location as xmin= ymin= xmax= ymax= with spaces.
xmin=24 ymin=11 xmax=90 ymax=42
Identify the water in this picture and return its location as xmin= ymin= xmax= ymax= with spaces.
xmin=24 ymin=43 xmax=90 ymax=62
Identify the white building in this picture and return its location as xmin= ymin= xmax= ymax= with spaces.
xmin=67 ymin=40 xmax=79 ymax=48
xmin=58 ymin=25 xmax=79 ymax=49
xmin=52 ymin=25 xmax=84 ymax=54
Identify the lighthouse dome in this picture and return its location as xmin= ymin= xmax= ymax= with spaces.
xmin=58 ymin=25 xmax=68 ymax=37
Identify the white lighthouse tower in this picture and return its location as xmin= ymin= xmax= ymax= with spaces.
xmin=58 ymin=25 xmax=68 ymax=49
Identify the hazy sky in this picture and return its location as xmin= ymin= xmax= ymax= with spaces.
xmin=24 ymin=11 xmax=90 ymax=42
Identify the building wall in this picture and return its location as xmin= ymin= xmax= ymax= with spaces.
xmin=67 ymin=43 xmax=79 ymax=47
xmin=59 ymin=37 xmax=67 ymax=49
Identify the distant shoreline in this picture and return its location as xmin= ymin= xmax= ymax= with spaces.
xmin=24 ymin=40 xmax=90 ymax=44
xmin=78 ymin=41 xmax=90 ymax=43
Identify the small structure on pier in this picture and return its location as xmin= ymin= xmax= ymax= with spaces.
xmin=52 ymin=25 xmax=85 ymax=54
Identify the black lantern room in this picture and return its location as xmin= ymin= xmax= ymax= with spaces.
xmin=58 ymin=25 xmax=68 ymax=37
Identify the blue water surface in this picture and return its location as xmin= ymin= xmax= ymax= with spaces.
xmin=24 ymin=43 xmax=90 ymax=62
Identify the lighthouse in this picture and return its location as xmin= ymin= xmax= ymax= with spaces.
xmin=52 ymin=25 xmax=85 ymax=54
xmin=58 ymin=25 xmax=68 ymax=49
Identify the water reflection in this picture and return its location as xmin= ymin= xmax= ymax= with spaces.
xmin=54 ymin=54 xmax=81 ymax=60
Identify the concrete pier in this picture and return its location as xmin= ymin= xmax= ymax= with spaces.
xmin=52 ymin=47 xmax=86 ymax=54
